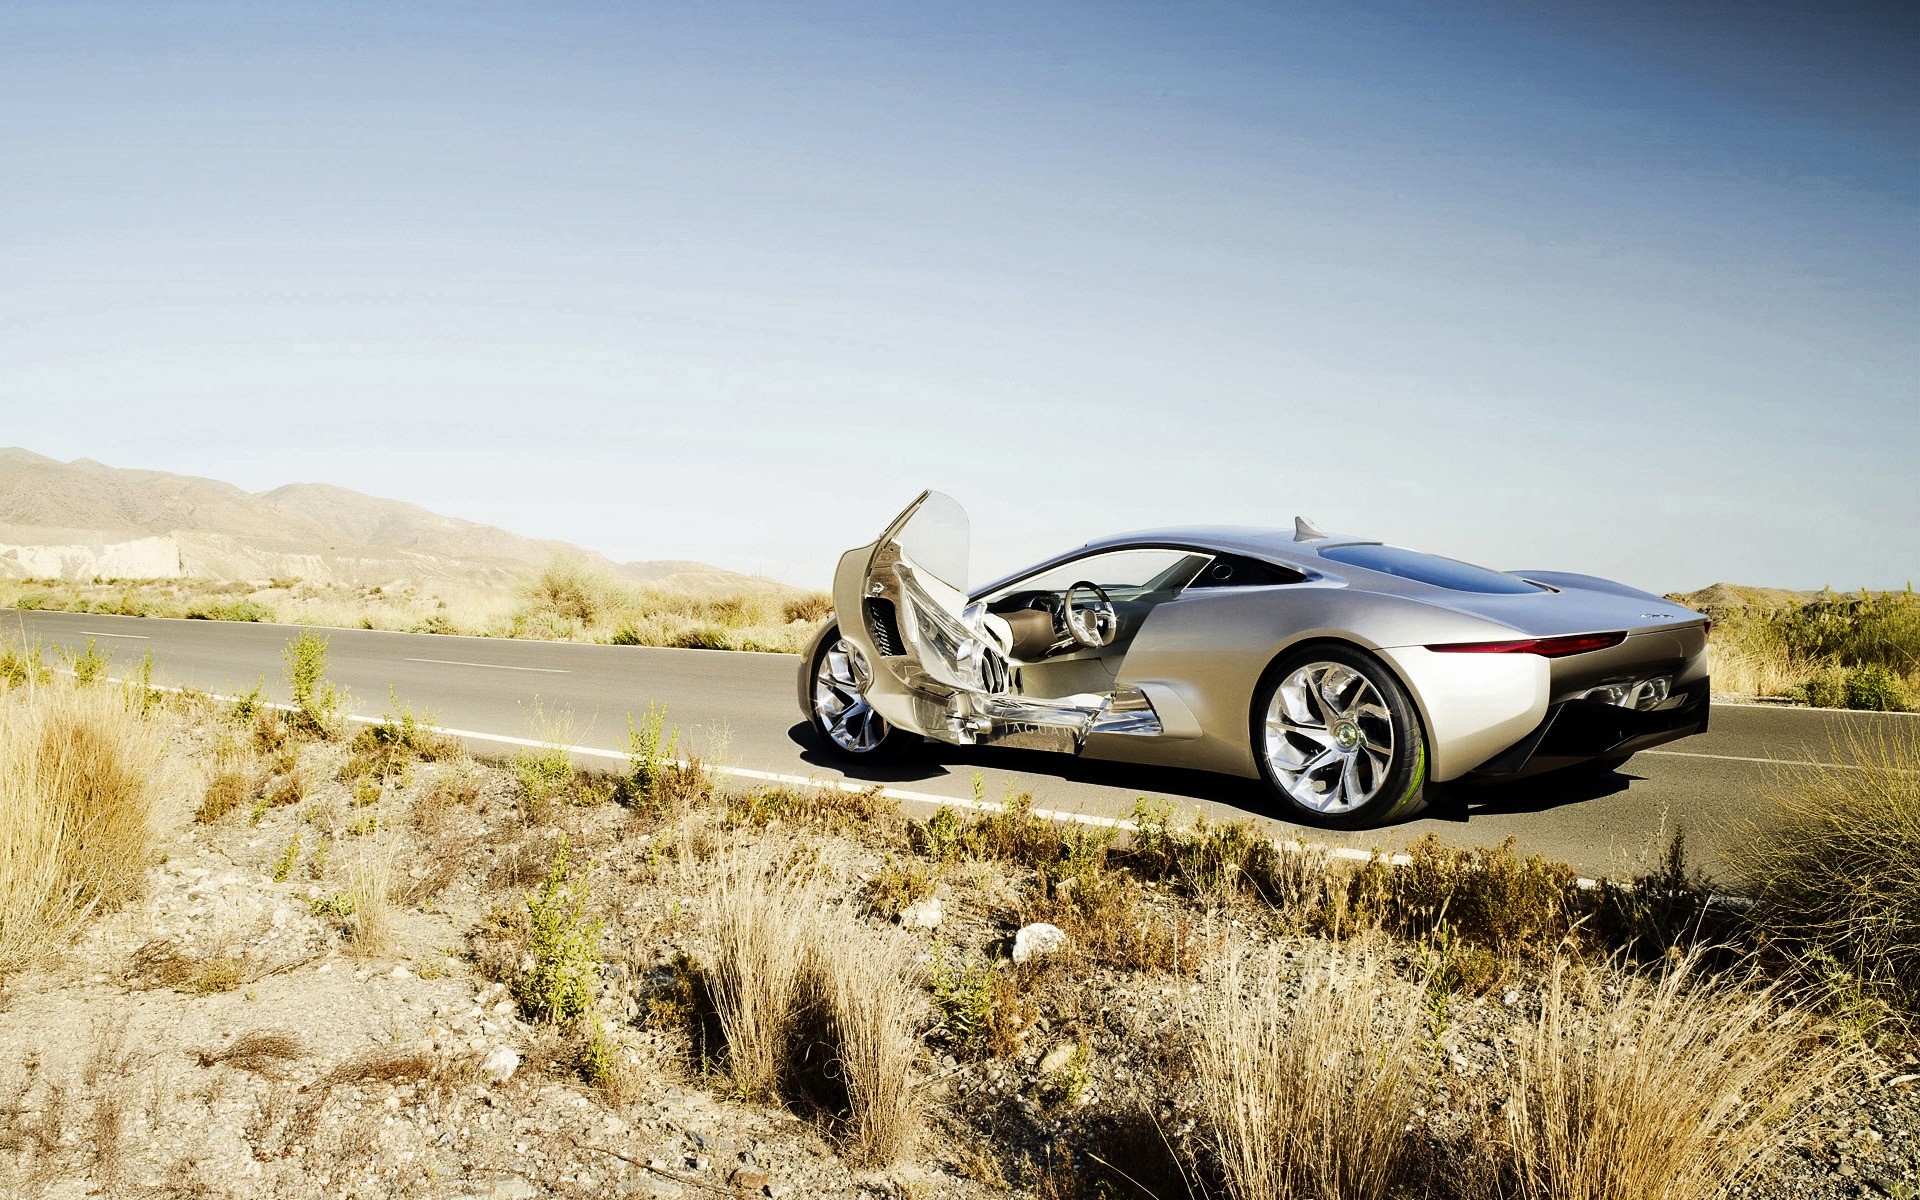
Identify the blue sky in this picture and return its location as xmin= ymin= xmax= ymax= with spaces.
xmin=2 ymin=0 xmax=1914 ymax=591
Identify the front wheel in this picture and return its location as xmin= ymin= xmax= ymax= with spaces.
xmin=1252 ymin=645 xmax=1429 ymax=830
xmin=807 ymin=626 xmax=918 ymax=762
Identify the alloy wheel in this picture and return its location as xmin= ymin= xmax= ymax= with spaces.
xmin=813 ymin=638 xmax=889 ymax=753
xmin=1263 ymin=660 xmax=1396 ymax=815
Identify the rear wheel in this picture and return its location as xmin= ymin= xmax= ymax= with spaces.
xmin=808 ymin=625 xmax=917 ymax=762
xmin=1252 ymin=644 xmax=1429 ymax=830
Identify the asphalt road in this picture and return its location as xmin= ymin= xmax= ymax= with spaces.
xmin=7 ymin=607 xmax=1909 ymax=879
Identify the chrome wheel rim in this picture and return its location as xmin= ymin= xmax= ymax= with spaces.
xmin=813 ymin=638 xmax=888 ymax=754
xmin=1263 ymin=662 xmax=1394 ymax=815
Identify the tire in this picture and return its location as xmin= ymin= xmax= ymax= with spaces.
xmin=1251 ymin=643 xmax=1429 ymax=830
xmin=806 ymin=625 xmax=918 ymax=762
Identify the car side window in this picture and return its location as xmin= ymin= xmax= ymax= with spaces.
xmin=1183 ymin=552 xmax=1306 ymax=589
xmin=983 ymin=549 xmax=1211 ymax=603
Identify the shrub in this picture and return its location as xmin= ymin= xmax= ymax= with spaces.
xmin=574 ymin=1012 xmax=641 ymax=1104
xmin=354 ymin=690 xmax=460 ymax=762
xmin=1024 ymin=865 xmax=1194 ymax=974
xmin=58 ymin=638 xmax=112 ymax=687
xmin=516 ymin=554 xmax=625 ymax=626
xmin=413 ymin=771 xmax=481 ymax=834
xmin=0 ymin=683 xmax=163 ymax=974
xmin=1495 ymin=956 xmax=1845 ymax=1200
xmin=671 ymin=624 xmax=734 ymax=651
xmin=928 ymin=943 xmax=1034 ymax=1060
xmin=512 ymin=703 xmax=588 ymax=816
xmin=1787 ymin=663 xmax=1850 ymax=708
xmin=1844 ymin=663 xmax=1915 ymax=712
xmin=188 ymin=598 xmax=273 ymax=623
xmin=1689 ymin=585 xmax=1920 ymax=706
xmin=515 ymin=837 xmax=602 ymax=1023
xmin=782 ymin=592 xmax=834 ymax=624
xmin=1742 ymin=723 xmax=1920 ymax=1019
xmin=270 ymin=833 xmax=302 ymax=883
xmin=725 ymin=782 xmax=892 ymax=832
xmin=512 ymin=742 xmax=576 ymax=813
xmin=1391 ymin=835 xmax=1579 ymax=956
xmin=282 ymin=630 xmax=343 ymax=736
xmin=198 ymin=760 xmax=265 ymax=823
xmin=694 ymin=841 xmax=926 ymax=1161
xmin=861 ymin=857 xmax=936 ymax=920
xmin=616 ymin=703 xmax=678 ymax=814
xmin=1192 ymin=941 xmax=1427 ymax=1200
xmin=0 ymin=636 xmax=49 ymax=689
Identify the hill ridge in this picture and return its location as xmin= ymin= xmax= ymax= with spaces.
xmin=0 ymin=448 xmax=777 ymax=592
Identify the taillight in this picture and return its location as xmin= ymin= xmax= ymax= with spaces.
xmin=1427 ymin=631 xmax=1626 ymax=657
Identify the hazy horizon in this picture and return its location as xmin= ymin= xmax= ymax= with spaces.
xmin=4 ymin=1 xmax=1914 ymax=593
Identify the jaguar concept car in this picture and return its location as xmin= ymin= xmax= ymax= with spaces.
xmin=796 ymin=491 xmax=1710 ymax=829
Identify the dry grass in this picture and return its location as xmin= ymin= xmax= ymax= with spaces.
xmin=1741 ymin=721 xmax=1920 ymax=1021
xmin=704 ymin=847 xmax=818 ymax=1100
xmin=125 ymin=938 xmax=263 ymax=995
xmin=699 ymin=844 xmax=923 ymax=1163
xmin=0 ymin=678 xmax=163 ymax=974
xmin=802 ymin=909 xmax=924 ymax=1165
xmin=198 ymin=1029 xmax=307 ymax=1076
xmin=343 ymin=853 xmax=396 ymax=958
xmin=726 ymin=782 xmax=896 ymax=832
xmin=2 ymin=562 xmax=831 ymax=651
xmin=512 ymin=554 xmax=825 ymax=652
xmin=861 ymin=857 xmax=937 ymax=920
xmin=413 ymin=769 xmax=482 ymax=834
xmin=321 ymin=1048 xmax=442 ymax=1088
xmin=1024 ymin=866 xmax=1196 ymax=974
xmin=1495 ymin=955 xmax=1846 ymax=1200
xmin=1191 ymin=939 xmax=1427 ymax=1200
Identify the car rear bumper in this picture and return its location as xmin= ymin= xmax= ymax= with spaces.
xmin=1466 ymin=680 xmax=1710 ymax=779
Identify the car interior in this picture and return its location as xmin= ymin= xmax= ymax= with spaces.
xmin=977 ymin=547 xmax=1306 ymax=699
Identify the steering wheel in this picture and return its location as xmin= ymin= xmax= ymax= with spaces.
xmin=1062 ymin=580 xmax=1119 ymax=649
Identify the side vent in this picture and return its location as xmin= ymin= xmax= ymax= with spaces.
xmin=863 ymin=598 xmax=904 ymax=657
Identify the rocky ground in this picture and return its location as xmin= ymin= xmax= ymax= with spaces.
xmin=0 ymin=694 xmax=1913 ymax=1199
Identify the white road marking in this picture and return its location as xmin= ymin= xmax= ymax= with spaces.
xmin=1641 ymin=748 xmax=1914 ymax=772
xmin=361 ymin=719 xmax=1430 ymax=868
xmin=79 ymin=631 xmax=151 ymax=639
xmin=99 ymin=674 xmax=1432 ymax=869
xmin=402 ymin=657 xmax=568 ymax=674
xmin=89 ymin=674 xmax=1894 ymax=890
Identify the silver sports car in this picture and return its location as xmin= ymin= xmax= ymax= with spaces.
xmin=797 ymin=491 xmax=1710 ymax=829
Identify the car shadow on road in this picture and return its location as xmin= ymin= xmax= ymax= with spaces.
xmin=789 ymin=721 xmax=1641 ymax=829
xmin=1439 ymin=769 xmax=1638 ymax=820
xmin=789 ymin=720 xmax=1271 ymax=804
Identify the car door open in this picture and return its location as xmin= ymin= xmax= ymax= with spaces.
xmin=828 ymin=491 xmax=1160 ymax=753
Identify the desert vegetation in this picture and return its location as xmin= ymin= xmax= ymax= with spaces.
xmin=0 ymin=630 xmax=1913 ymax=1197
xmin=1677 ymin=582 xmax=1920 ymax=710
xmin=0 ymin=551 xmax=834 ymax=653
xmin=0 ymin=661 xmax=165 ymax=974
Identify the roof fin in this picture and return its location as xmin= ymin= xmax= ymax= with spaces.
xmin=1293 ymin=516 xmax=1328 ymax=542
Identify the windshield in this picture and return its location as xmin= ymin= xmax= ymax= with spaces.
xmin=877 ymin=490 xmax=970 ymax=592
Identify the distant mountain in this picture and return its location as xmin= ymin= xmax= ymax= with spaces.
xmin=0 ymin=448 xmax=781 ymax=592
xmin=1665 ymin=582 xmax=1830 ymax=611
